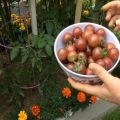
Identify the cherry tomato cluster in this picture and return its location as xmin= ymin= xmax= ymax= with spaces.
xmin=57 ymin=25 xmax=119 ymax=75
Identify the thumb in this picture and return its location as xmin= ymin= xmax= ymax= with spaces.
xmin=116 ymin=19 xmax=120 ymax=26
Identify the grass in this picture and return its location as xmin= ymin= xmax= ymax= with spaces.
xmin=101 ymin=107 xmax=120 ymax=120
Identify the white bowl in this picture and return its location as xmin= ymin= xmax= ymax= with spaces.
xmin=54 ymin=22 xmax=120 ymax=84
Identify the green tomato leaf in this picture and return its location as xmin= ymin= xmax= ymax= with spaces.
xmin=38 ymin=37 xmax=46 ymax=48
xmin=10 ymin=46 xmax=20 ymax=60
xmin=36 ymin=64 xmax=42 ymax=72
xmin=44 ymin=34 xmax=55 ymax=46
xmin=45 ymin=44 xmax=53 ymax=56
xmin=21 ymin=48 xmax=29 ymax=63
xmin=32 ymin=35 xmax=39 ymax=48
xmin=46 ymin=22 xmax=54 ymax=35
xmin=21 ymin=54 xmax=29 ymax=63
xmin=18 ymin=35 xmax=24 ymax=43
xmin=47 ymin=39 xmax=55 ymax=46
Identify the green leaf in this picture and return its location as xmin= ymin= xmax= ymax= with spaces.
xmin=32 ymin=35 xmax=39 ymax=48
xmin=45 ymin=44 xmax=53 ymax=56
xmin=46 ymin=21 xmax=54 ymax=34
xmin=47 ymin=39 xmax=55 ymax=46
xmin=38 ymin=37 xmax=46 ymax=48
xmin=21 ymin=54 xmax=29 ymax=63
xmin=21 ymin=48 xmax=29 ymax=63
xmin=28 ymin=34 xmax=33 ymax=41
xmin=36 ymin=64 xmax=42 ymax=72
xmin=10 ymin=46 xmax=20 ymax=60
xmin=44 ymin=34 xmax=55 ymax=46
xmin=18 ymin=35 xmax=24 ymax=42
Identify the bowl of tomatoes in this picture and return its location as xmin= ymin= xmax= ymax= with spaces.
xmin=54 ymin=22 xmax=120 ymax=84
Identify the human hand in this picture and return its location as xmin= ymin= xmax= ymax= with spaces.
xmin=102 ymin=1 xmax=120 ymax=31
xmin=68 ymin=63 xmax=120 ymax=104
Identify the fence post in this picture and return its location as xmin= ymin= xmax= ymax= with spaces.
xmin=30 ymin=0 xmax=38 ymax=35
xmin=75 ymin=0 xmax=83 ymax=23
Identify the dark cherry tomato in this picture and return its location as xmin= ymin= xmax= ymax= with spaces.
xmin=96 ymin=59 xmax=106 ymax=69
xmin=109 ymin=48 xmax=119 ymax=60
xmin=63 ymin=32 xmax=73 ymax=43
xmin=103 ymin=57 xmax=113 ymax=70
xmin=88 ymin=34 xmax=100 ymax=48
xmin=67 ymin=51 xmax=78 ymax=62
xmin=73 ymin=62 xmax=86 ymax=74
xmin=75 ymin=38 xmax=87 ymax=51
xmin=84 ymin=24 xmax=95 ymax=32
xmin=92 ymin=47 xmax=103 ymax=60
xmin=66 ymin=44 xmax=76 ymax=53
xmin=66 ymin=63 xmax=74 ymax=70
xmin=73 ymin=27 xmax=82 ymax=39
xmin=58 ymin=48 xmax=68 ymax=61
xmin=78 ymin=52 xmax=87 ymax=64
xmin=105 ymin=42 xmax=116 ymax=50
xmin=86 ymin=68 xmax=94 ymax=75
xmin=86 ymin=49 xmax=92 ymax=57
xmin=96 ymin=28 xmax=106 ymax=37
xmin=88 ymin=56 xmax=95 ymax=64
xmin=82 ymin=30 xmax=94 ymax=42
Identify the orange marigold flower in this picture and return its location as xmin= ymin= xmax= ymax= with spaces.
xmin=77 ymin=92 xmax=86 ymax=103
xmin=90 ymin=96 xmax=97 ymax=104
xmin=16 ymin=16 xmax=20 ymax=19
xmin=31 ymin=105 xmax=40 ymax=117
xmin=62 ymin=87 xmax=71 ymax=98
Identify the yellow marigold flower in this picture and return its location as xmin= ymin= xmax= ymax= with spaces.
xmin=11 ymin=14 xmax=16 ymax=18
xmin=19 ymin=26 xmax=26 ymax=31
xmin=19 ymin=23 xmax=24 ymax=26
xmin=83 ymin=10 xmax=89 ymax=16
xmin=19 ymin=23 xmax=26 ymax=31
xmin=18 ymin=110 xmax=27 ymax=120
xmin=12 ymin=19 xmax=20 ymax=24
xmin=16 ymin=19 xmax=21 ymax=23
xmin=26 ymin=18 xmax=31 ymax=24
xmin=62 ymin=87 xmax=72 ymax=99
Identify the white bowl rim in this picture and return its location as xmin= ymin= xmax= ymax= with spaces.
xmin=54 ymin=22 xmax=120 ymax=78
